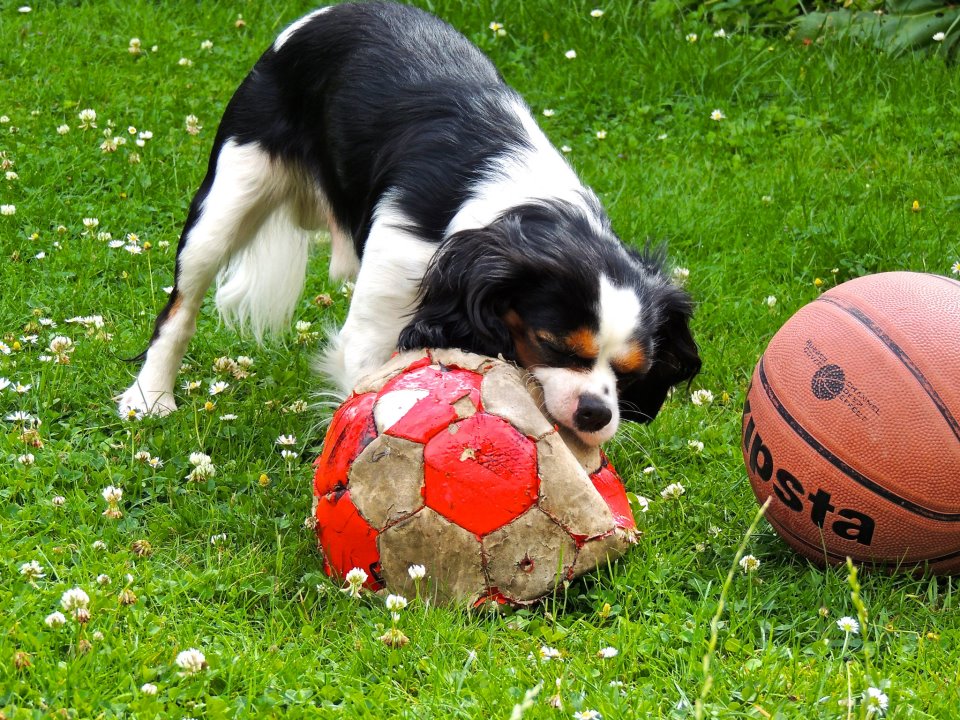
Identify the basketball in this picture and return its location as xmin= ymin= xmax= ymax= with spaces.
xmin=742 ymin=271 xmax=960 ymax=573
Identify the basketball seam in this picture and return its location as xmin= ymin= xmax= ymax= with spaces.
xmin=758 ymin=358 xmax=960 ymax=522
xmin=765 ymin=511 xmax=960 ymax=567
xmin=817 ymin=295 xmax=960 ymax=446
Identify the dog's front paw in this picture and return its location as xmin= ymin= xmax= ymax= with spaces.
xmin=116 ymin=384 xmax=177 ymax=419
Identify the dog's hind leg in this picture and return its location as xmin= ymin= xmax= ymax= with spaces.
xmin=118 ymin=139 xmax=306 ymax=416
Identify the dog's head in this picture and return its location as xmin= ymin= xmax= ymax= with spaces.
xmin=398 ymin=200 xmax=701 ymax=446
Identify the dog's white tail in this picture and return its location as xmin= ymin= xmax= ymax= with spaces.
xmin=214 ymin=204 xmax=310 ymax=342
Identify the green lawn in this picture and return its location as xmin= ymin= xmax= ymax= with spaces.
xmin=2 ymin=1 xmax=959 ymax=718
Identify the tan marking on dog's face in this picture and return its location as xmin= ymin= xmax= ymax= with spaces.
xmin=562 ymin=327 xmax=599 ymax=360
xmin=611 ymin=341 xmax=648 ymax=376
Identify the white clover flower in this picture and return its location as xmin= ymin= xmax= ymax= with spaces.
xmin=710 ymin=109 xmax=726 ymax=121
xmin=385 ymin=594 xmax=408 ymax=613
xmin=672 ymin=266 xmax=690 ymax=284
xmin=685 ymin=33 xmax=698 ymax=42
xmin=97 ymin=574 xmax=111 ymax=586
xmin=20 ymin=560 xmax=45 ymax=580
xmin=219 ymin=414 xmax=238 ymax=422
xmin=739 ymin=554 xmax=760 ymax=573
xmin=635 ymin=495 xmax=650 ymax=513
xmin=343 ymin=567 xmax=367 ymax=598
xmin=60 ymin=587 xmax=90 ymax=612
xmin=134 ymin=450 xmax=151 ymax=462
xmin=128 ymin=37 xmax=142 ymax=54
xmin=933 ymin=31 xmax=946 ymax=42
xmin=92 ymin=540 xmax=107 ymax=551
xmin=0 ymin=204 xmax=15 ymax=216
xmin=690 ymin=389 xmax=714 ymax=406
xmin=590 ymin=9 xmax=604 ymax=18
xmin=18 ymin=453 xmax=35 ymax=465
xmin=765 ymin=295 xmax=777 ymax=307
xmin=51 ymin=495 xmax=66 ymax=507
xmin=102 ymin=485 xmax=123 ymax=504
xmin=542 ymin=108 xmax=555 ymax=117
xmin=408 ymin=564 xmax=426 ymax=580
xmin=175 ymin=648 xmax=207 ymax=674
xmin=178 ymin=57 xmax=193 ymax=67
xmin=837 ymin=616 xmax=860 ymax=634
xmin=141 ymin=682 xmax=158 ymax=695
xmin=597 ymin=646 xmax=618 ymax=658
xmin=185 ymin=114 xmax=202 ymax=135
xmin=57 ymin=124 xmax=70 ymax=135
xmin=5 ymin=171 xmax=18 ymax=181
xmin=660 ymin=482 xmax=686 ymax=500
xmin=864 ymin=686 xmax=889 ymax=715
xmin=295 ymin=320 xmax=313 ymax=333
xmin=210 ymin=533 xmax=228 ymax=546
xmin=596 ymin=129 xmax=607 ymax=140
xmin=201 ymin=39 xmax=214 ymax=50
xmin=565 ymin=49 xmax=577 ymax=59
xmin=561 ymin=145 xmax=572 ymax=153
xmin=189 ymin=452 xmax=211 ymax=467
xmin=688 ymin=439 xmax=705 ymax=453
xmin=78 ymin=108 xmax=97 ymax=128
xmin=187 ymin=461 xmax=216 ymax=482
xmin=713 ymin=28 xmax=727 ymax=39
xmin=280 ymin=449 xmax=299 ymax=461
xmin=45 ymin=611 xmax=67 ymax=628
xmin=48 ymin=336 xmax=73 ymax=354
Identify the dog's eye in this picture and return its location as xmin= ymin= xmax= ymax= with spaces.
xmin=538 ymin=337 xmax=592 ymax=369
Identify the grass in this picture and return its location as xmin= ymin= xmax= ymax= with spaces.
xmin=1 ymin=0 xmax=959 ymax=717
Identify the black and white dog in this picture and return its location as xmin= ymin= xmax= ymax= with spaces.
xmin=119 ymin=2 xmax=700 ymax=447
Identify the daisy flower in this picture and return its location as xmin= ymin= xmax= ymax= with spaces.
xmin=864 ymin=686 xmax=889 ymax=715
xmin=951 ymin=260 xmax=960 ymax=276
xmin=933 ymin=31 xmax=946 ymax=42
xmin=565 ymin=49 xmax=577 ymax=59
xmin=590 ymin=9 xmax=604 ymax=18
xmin=208 ymin=380 xmax=229 ymax=395
xmin=837 ymin=616 xmax=860 ymax=634
xmin=710 ymin=109 xmax=726 ymax=121
xmin=276 ymin=434 xmax=297 ymax=446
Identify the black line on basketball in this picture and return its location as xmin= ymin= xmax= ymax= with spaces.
xmin=758 ymin=358 xmax=960 ymax=523
xmin=818 ymin=295 xmax=960 ymax=445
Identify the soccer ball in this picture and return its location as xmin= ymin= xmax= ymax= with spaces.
xmin=313 ymin=348 xmax=639 ymax=605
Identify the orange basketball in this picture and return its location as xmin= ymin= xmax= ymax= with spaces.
xmin=743 ymin=271 xmax=960 ymax=574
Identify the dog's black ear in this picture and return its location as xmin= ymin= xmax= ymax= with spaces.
xmin=619 ymin=285 xmax=701 ymax=424
xmin=397 ymin=223 xmax=523 ymax=356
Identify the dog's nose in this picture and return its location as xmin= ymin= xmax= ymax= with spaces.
xmin=574 ymin=394 xmax=612 ymax=433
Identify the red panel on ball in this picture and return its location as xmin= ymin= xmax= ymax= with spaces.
xmin=380 ymin=365 xmax=484 ymax=443
xmin=590 ymin=456 xmax=636 ymax=530
xmin=423 ymin=413 xmax=538 ymax=536
xmin=314 ymin=392 xmax=377 ymax=497
xmin=314 ymin=490 xmax=382 ymax=590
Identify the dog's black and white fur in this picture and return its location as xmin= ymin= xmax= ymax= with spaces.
xmin=119 ymin=2 xmax=700 ymax=446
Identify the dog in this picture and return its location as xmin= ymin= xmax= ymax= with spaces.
xmin=118 ymin=1 xmax=701 ymax=447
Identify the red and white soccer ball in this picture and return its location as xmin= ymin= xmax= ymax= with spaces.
xmin=313 ymin=348 xmax=638 ymax=605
